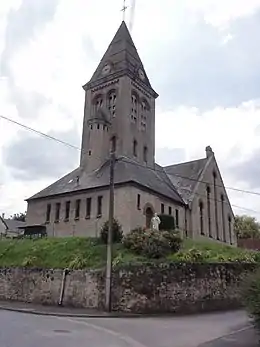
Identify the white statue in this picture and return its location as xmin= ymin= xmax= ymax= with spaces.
xmin=151 ymin=213 xmax=161 ymax=231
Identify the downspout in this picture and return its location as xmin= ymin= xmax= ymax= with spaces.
xmin=58 ymin=268 xmax=69 ymax=306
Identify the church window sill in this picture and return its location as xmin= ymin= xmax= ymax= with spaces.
xmin=45 ymin=221 xmax=50 ymax=225
xmin=54 ymin=220 xmax=59 ymax=224
xmin=85 ymin=216 xmax=90 ymax=220
xmin=74 ymin=217 xmax=80 ymax=221
xmin=64 ymin=218 xmax=69 ymax=223
xmin=96 ymin=214 xmax=102 ymax=219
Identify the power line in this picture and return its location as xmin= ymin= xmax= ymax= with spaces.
xmin=1 ymin=114 xmax=260 ymax=211
xmin=0 ymin=115 xmax=81 ymax=151
xmin=3 ymin=114 xmax=260 ymax=235
xmin=119 ymin=157 xmax=260 ymax=215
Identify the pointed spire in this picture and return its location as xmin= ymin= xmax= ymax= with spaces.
xmin=85 ymin=21 xmax=156 ymax=95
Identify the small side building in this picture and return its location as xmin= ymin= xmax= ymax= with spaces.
xmin=0 ymin=215 xmax=26 ymax=238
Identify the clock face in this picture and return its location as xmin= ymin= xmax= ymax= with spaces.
xmin=102 ymin=63 xmax=111 ymax=75
xmin=138 ymin=69 xmax=145 ymax=80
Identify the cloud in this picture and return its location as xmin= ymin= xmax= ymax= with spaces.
xmin=183 ymin=0 xmax=260 ymax=27
xmin=1 ymin=0 xmax=59 ymax=74
xmin=151 ymin=10 xmax=260 ymax=111
xmin=156 ymin=148 xmax=186 ymax=166
xmin=1 ymin=0 xmax=260 ymax=219
xmin=0 ymin=0 xmax=59 ymax=119
xmin=228 ymin=148 xmax=260 ymax=190
xmin=3 ymin=126 xmax=80 ymax=181
xmin=155 ymin=100 xmax=260 ymax=218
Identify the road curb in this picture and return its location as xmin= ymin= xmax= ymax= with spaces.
xmin=0 ymin=304 xmax=143 ymax=318
xmin=0 ymin=304 xmax=248 ymax=320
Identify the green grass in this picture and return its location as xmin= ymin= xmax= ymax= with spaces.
xmin=0 ymin=237 xmax=257 ymax=269
xmin=168 ymin=238 xmax=257 ymax=263
xmin=0 ymin=238 xmax=107 ymax=269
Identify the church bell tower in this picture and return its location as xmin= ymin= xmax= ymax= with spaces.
xmin=80 ymin=21 xmax=158 ymax=173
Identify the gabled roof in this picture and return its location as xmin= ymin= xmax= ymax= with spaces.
xmin=85 ymin=21 xmax=157 ymax=95
xmin=164 ymin=158 xmax=208 ymax=203
xmin=0 ymin=217 xmax=26 ymax=232
xmin=27 ymin=157 xmax=184 ymax=205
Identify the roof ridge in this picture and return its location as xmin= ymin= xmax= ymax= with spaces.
xmin=164 ymin=157 xmax=206 ymax=169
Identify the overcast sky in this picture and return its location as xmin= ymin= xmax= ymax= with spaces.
xmin=1 ymin=0 xmax=260 ymax=218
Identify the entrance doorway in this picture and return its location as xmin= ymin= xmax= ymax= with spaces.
xmin=145 ymin=207 xmax=154 ymax=229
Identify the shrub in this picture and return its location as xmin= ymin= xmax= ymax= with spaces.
xmin=100 ymin=219 xmax=123 ymax=244
xmin=123 ymin=228 xmax=182 ymax=259
xmin=240 ymin=268 xmax=260 ymax=331
xmin=158 ymin=214 xmax=175 ymax=230
xmin=175 ymin=248 xmax=210 ymax=262
xmin=68 ymin=254 xmax=88 ymax=269
xmin=22 ymin=255 xmax=38 ymax=267
xmin=161 ymin=230 xmax=182 ymax=252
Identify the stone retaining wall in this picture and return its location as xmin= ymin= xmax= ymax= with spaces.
xmin=0 ymin=268 xmax=103 ymax=308
xmin=0 ymin=263 xmax=256 ymax=313
xmin=110 ymin=263 xmax=256 ymax=313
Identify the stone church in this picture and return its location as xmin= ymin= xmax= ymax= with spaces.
xmin=26 ymin=21 xmax=236 ymax=245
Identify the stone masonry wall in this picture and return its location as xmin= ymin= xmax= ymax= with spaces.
xmin=0 ymin=264 xmax=256 ymax=313
xmin=110 ymin=263 xmax=256 ymax=314
xmin=0 ymin=268 xmax=103 ymax=308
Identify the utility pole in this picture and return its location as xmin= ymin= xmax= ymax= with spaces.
xmin=105 ymin=150 xmax=115 ymax=312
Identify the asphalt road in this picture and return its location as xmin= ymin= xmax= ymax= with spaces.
xmin=199 ymin=328 xmax=258 ymax=347
xmin=0 ymin=309 xmax=255 ymax=347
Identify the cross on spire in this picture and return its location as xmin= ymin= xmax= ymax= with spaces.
xmin=121 ymin=0 xmax=128 ymax=21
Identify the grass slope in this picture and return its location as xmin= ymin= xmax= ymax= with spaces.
xmin=0 ymin=237 xmax=256 ymax=269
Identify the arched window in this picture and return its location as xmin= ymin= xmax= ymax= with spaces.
xmin=107 ymin=90 xmax=117 ymax=117
xmin=140 ymin=98 xmax=149 ymax=131
xmin=199 ymin=201 xmax=204 ymax=235
xmin=206 ymin=186 xmax=212 ymax=237
xmin=221 ymin=194 xmax=226 ymax=242
xmin=213 ymin=171 xmax=219 ymax=240
xmin=228 ymin=215 xmax=232 ymax=244
xmin=93 ymin=94 xmax=103 ymax=111
xmin=143 ymin=146 xmax=148 ymax=163
xmin=111 ymin=136 xmax=116 ymax=153
xmin=131 ymin=92 xmax=139 ymax=124
xmin=133 ymin=139 xmax=137 ymax=157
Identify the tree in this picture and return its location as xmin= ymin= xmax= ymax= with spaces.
xmin=100 ymin=219 xmax=123 ymax=244
xmin=234 ymin=215 xmax=260 ymax=239
xmin=11 ymin=212 xmax=26 ymax=222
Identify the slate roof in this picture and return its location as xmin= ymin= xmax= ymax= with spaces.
xmin=26 ymin=21 xmax=209 ymax=205
xmin=1 ymin=218 xmax=26 ymax=232
xmin=164 ymin=158 xmax=208 ymax=203
xmin=27 ymin=157 xmax=184 ymax=204
xmin=85 ymin=21 xmax=157 ymax=96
